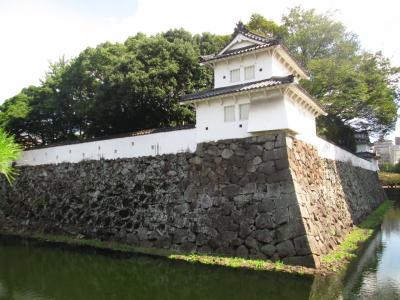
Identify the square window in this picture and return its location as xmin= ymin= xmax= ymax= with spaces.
xmin=230 ymin=69 xmax=240 ymax=83
xmin=239 ymin=103 xmax=250 ymax=120
xmin=224 ymin=105 xmax=235 ymax=122
xmin=244 ymin=65 xmax=255 ymax=80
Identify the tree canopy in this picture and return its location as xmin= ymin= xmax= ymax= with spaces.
xmin=0 ymin=30 xmax=228 ymax=147
xmin=0 ymin=7 xmax=398 ymax=150
xmin=247 ymin=7 xmax=399 ymax=149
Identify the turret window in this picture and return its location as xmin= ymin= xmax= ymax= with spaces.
xmin=244 ymin=65 xmax=255 ymax=80
xmin=224 ymin=105 xmax=235 ymax=122
xmin=230 ymin=69 xmax=240 ymax=83
xmin=239 ymin=103 xmax=250 ymax=120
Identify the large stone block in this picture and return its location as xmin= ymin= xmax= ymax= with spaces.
xmin=236 ymin=245 xmax=249 ymax=257
xmin=255 ymin=229 xmax=273 ymax=243
xmin=293 ymin=235 xmax=312 ymax=256
xmin=282 ymin=255 xmax=316 ymax=268
xmin=276 ymin=240 xmax=296 ymax=258
xmin=255 ymin=213 xmax=275 ymax=229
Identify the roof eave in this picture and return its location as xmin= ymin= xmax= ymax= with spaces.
xmin=180 ymin=83 xmax=292 ymax=105
xmin=274 ymin=45 xmax=309 ymax=80
xmin=287 ymin=85 xmax=327 ymax=117
xmin=200 ymin=45 xmax=276 ymax=65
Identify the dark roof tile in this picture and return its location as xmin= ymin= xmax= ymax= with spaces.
xmin=181 ymin=75 xmax=294 ymax=102
xmin=201 ymin=40 xmax=279 ymax=63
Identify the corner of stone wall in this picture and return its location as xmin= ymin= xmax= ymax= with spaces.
xmin=286 ymin=135 xmax=386 ymax=268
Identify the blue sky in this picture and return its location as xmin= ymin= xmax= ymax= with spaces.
xmin=0 ymin=0 xmax=399 ymax=138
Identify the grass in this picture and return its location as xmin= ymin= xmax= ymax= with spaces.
xmin=322 ymin=200 xmax=393 ymax=270
xmin=379 ymin=172 xmax=400 ymax=187
xmin=1 ymin=229 xmax=316 ymax=275
xmin=274 ymin=260 xmax=284 ymax=270
xmin=168 ymin=254 xmax=289 ymax=272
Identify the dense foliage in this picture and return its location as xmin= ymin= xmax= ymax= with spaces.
xmin=0 ymin=31 xmax=228 ymax=147
xmin=0 ymin=129 xmax=21 ymax=182
xmin=247 ymin=8 xmax=399 ymax=149
xmin=1 ymin=7 xmax=398 ymax=150
xmin=380 ymin=162 xmax=400 ymax=174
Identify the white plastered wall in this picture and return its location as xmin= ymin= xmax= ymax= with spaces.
xmin=213 ymin=51 xmax=295 ymax=89
xmin=195 ymin=96 xmax=251 ymax=143
xmin=272 ymin=55 xmax=292 ymax=78
xmin=294 ymin=135 xmax=379 ymax=171
xmin=247 ymin=93 xmax=289 ymax=133
xmin=213 ymin=52 xmax=273 ymax=88
xmin=284 ymin=94 xmax=317 ymax=137
xmin=18 ymin=128 xmax=197 ymax=166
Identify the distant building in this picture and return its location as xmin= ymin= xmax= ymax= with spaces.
xmin=395 ymin=137 xmax=400 ymax=146
xmin=373 ymin=140 xmax=400 ymax=165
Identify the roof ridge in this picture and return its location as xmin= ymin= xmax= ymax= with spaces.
xmin=242 ymin=30 xmax=274 ymax=42
xmin=233 ymin=21 xmax=274 ymax=42
xmin=201 ymin=41 xmax=279 ymax=63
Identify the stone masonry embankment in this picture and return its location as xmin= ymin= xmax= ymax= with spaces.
xmin=287 ymin=137 xmax=385 ymax=266
xmin=0 ymin=132 xmax=386 ymax=267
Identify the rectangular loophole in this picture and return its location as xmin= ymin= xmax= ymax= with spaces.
xmin=239 ymin=103 xmax=250 ymax=120
xmin=244 ymin=65 xmax=255 ymax=80
xmin=230 ymin=68 xmax=240 ymax=83
xmin=224 ymin=105 xmax=235 ymax=122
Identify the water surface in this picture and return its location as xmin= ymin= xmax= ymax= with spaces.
xmin=0 ymin=238 xmax=312 ymax=300
xmin=0 ymin=203 xmax=399 ymax=300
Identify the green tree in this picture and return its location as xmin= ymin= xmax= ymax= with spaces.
xmin=0 ymin=129 xmax=21 ymax=183
xmin=246 ymin=13 xmax=287 ymax=39
xmin=0 ymin=31 xmax=225 ymax=147
xmin=1 ymin=12 xmax=398 ymax=150
xmin=282 ymin=7 xmax=359 ymax=66
xmin=246 ymin=8 xmax=399 ymax=148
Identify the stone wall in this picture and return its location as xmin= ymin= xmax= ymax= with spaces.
xmin=0 ymin=132 xmax=386 ymax=268
xmin=287 ymin=137 xmax=385 ymax=266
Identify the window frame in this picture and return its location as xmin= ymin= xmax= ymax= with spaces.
xmin=239 ymin=103 xmax=250 ymax=121
xmin=224 ymin=105 xmax=235 ymax=122
xmin=230 ymin=68 xmax=240 ymax=83
xmin=244 ymin=65 xmax=255 ymax=81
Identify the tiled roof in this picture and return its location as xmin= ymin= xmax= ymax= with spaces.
xmin=199 ymin=23 xmax=309 ymax=77
xmin=200 ymin=21 xmax=279 ymax=63
xmin=180 ymin=75 xmax=294 ymax=102
xmin=201 ymin=40 xmax=279 ymax=63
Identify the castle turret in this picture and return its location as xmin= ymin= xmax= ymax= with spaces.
xmin=181 ymin=22 xmax=326 ymax=143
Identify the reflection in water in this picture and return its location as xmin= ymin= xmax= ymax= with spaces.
xmin=0 ymin=204 xmax=400 ymax=300
xmin=343 ymin=204 xmax=400 ymax=300
xmin=311 ymin=203 xmax=400 ymax=300
xmin=0 ymin=238 xmax=313 ymax=300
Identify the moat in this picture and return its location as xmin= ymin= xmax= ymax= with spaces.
xmin=0 ymin=203 xmax=399 ymax=300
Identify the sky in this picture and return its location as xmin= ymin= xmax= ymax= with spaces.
xmin=0 ymin=0 xmax=399 ymax=138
